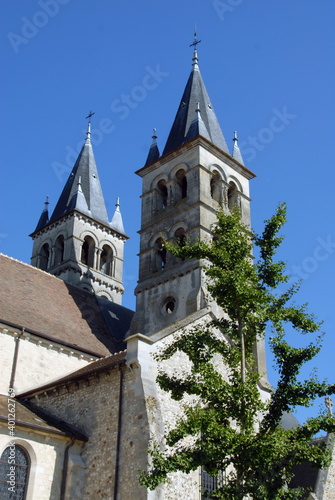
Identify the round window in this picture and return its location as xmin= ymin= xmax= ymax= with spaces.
xmin=161 ymin=296 xmax=176 ymax=316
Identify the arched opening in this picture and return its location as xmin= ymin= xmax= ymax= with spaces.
xmin=81 ymin=236 xmax=95 ymax=267
xmin=155 ymin=237 xmax=166 ymax=271
xmin=176 ymin=169 xmax=187 ymax=199
xmin=157 ymin=180 xmax=168 ymax=209
xmin=228 ymin=182 xmax=238 ymax=210
xmin=210 ymin=171 xmax=221 ymax=203
xmin=39 ymin=243 xmax=50 ymax=271
xmin=175 ymin=228 xmax=186 ymax=247
xmin=0 ymin=445 xmax=30 ymax=499
xmin=174 ymin=228 xmax=186 ymax=262
xmin=54 ymin=235 xmax=65 ymax=265
xmin=100 ymin=245 xmax=113 ymax=276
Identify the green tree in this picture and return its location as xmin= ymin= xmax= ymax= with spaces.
xmin=139 ymin=204 xmax=335 ymax=499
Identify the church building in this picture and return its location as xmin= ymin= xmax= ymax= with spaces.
xmin=0 ymin=46 xmax=334 ymax=500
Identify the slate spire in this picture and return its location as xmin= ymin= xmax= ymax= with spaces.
xmin=50 ymin=121 xmax=109 ymax=225
xmin=34 ymin=196 xmax=49 ymax=232
xmin=232 ymin=130 xmax=245 ymax=166
xmin=110 ymin=197 xmax=125 ymax=234
xmin=144 ymin=129 xmax=160 ymax=165
xmin=163 ymin=48 xmax=229 ymax=155
xmin=184 ymin=102 xmax=211 ymax=143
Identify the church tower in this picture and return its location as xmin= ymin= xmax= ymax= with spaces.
xmin=131 ymin=46 xmax=256 ymax=336
xmin=30 ymin=120 xmax=128 ymax=304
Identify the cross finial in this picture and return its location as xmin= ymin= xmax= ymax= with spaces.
xmin=85 ymin=110 xmax=95 ymax=123
xmin=190 ymin=28 xmax=201 ymax=49
xmin=325 ymin=396 xmax=333 ymax=416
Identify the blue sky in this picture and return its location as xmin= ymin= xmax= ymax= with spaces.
xmin=1 ymin=1 xmax=335 ymax=424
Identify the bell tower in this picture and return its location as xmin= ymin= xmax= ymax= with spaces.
xmin=131 ymin=48 xmax=256 ymax=336
xmin=30 ymin=120 xmax=128 ymax=304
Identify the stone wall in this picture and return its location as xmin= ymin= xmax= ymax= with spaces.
xmin=0 ymin=423 xmax=78 ymax=500
xmin=0 ymin=326 xmax=94 ymax=394
xmin=316 ymin=434 xmax=335 ymax=499
xmin=23 ymin=343 xmax=202 ymax=500
xmin=24 ymin=366 xmax=125 ymax=499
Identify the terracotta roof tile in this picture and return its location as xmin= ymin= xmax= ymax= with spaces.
xmin=0 ymin=254 xmax=134 ymax=356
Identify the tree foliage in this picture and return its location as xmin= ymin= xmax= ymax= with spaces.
xmin=139 ymin=204 xmax=335 ymax=499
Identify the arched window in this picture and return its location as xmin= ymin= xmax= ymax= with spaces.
xmin=228 ymin=182 xmax=238 ymax=210
xmin=81 ymin=236 xmax=95 ymax=267
xmin=39 ymin=243 xmax=50 ymax=271
xmin=54 ymin=235 xmax=65 ymax=265
xmin=0 ymin=445 xmax=30 ymax=499
xmin=174 ymin=228 xmax=186 ymax=262
xmin=175 ymin=228 xmax=186 ymax=248
xmin=155 ymin=237 xmax=166 ymax=271
xmin=176 ymin=169 xmax=187 ymax=199
xmin=157 ymin=180 xmax=168 ymax=209
xmin=210 ymin=171 xmax=221 ymax=203
xmin=100 ymin=245 xmax=113 ymax=276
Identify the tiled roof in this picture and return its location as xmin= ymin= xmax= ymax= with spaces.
xmin=18 ymin=351 xmax=126 ymax=398
xmin=0 ymin=394 xmax=87 ymax=440
xmin=0 ymin=254 xmax=134 ymax=356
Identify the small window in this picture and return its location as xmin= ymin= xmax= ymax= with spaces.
xmin=0 ymin=445 xmax=30 ymax=500
xmin=81 ymin=236 xmax=95 ymax=267
xmin=175 ymin=228 xmax=186 ymax=247
xmin=210 ymin=171 xmax=221 ymax=203
xmin=40 ymin=243 xmax=50 ymax=270
xmin=162 ymin=296 xmax=176 ymax=315
xmin=100 ymin=245 xmax=113 ymax=276
xmin=228 ymin=182 xmax=238 ymax=210
xmin=174 ymin=228 xmax=186 ymax=261
xmin=54 ymin=235 xmax=65 ymax=265
xmin=155 ymin=237 xmax=166 ymax=271
xmin=157 ymin=180 xmax=168 ymax=209
xmin=176 ymin=169 xmax=187 ymax=199
xmin=201 ymin=467 xmax=225 ymax=499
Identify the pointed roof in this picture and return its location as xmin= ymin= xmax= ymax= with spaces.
xmin=145 ymin=129 xmax=160 ymax=165
xmin=50 ymin=123 xmax=109 ymax=225
xmin=184 ymin=103 xmax=211 ymax=144
xmin=232 ymin=131 xmax=245 ymax=166
xmin=110 ymin=198 xmax=125 ymax=234
xmin=34 ymin=196 xmax=50 ymax=232
xmin=163 ymin=49 xmax=229 ymax=155
xmin=67 ymin=175 xmax=90 ymax=215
